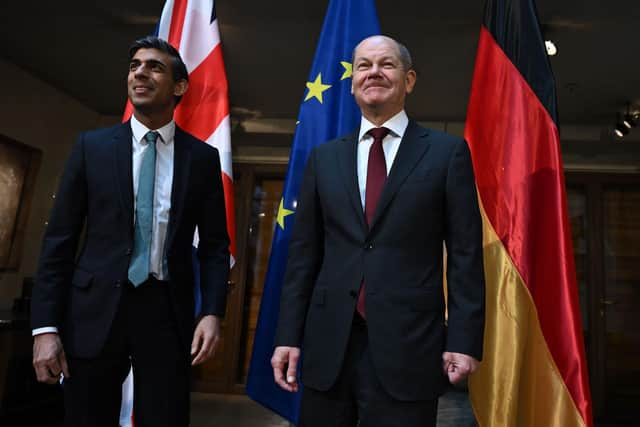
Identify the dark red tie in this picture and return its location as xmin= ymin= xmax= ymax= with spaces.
xmin=357 ymin=127 xmax=391 ymax=319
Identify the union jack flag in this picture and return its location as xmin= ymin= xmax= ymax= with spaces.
xmin=121 ymin=1 xmax=233 ymax=425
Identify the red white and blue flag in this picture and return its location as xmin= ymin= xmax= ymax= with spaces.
xmin=122 ymin=0 xmax=235 ymax=265
xmin=120 ymin=1 xmax=234 ymax=424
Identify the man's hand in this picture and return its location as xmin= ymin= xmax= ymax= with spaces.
xmin=442 ymin=351 xmax=480 ymax=384
xmin=271 ymin=346 xmax=301 ymax=392
xmin=33 ymin=333 xmax=70 ymax=384
xmin=191 ymin=315 xmax=221 ymax=365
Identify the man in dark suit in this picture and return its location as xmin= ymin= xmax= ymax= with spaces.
xmin=271 ymin=35 xmax=485 ymax=427
xmin=31 ymin=36 xmax=230 ymax=427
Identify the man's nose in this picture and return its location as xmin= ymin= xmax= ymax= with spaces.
xmin=134 ymin=63 xmax=149 ymax=77
xmin=366 ymin=64 xmax=382 ymax=77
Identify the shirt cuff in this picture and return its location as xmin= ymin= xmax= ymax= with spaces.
xmin=32 ymin=327 xmax=59 ymax=336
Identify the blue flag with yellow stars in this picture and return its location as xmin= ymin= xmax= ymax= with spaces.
xmin=246 ymin=0 xmax=380 ymax=423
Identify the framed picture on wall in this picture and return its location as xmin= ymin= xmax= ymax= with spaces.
xmin=0 ymin=134 xmax=41 ymax=271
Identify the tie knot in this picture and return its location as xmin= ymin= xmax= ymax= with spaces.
xmin=144 ymin=131 xmax=159 ymax=144
xmin=368 ymin=127 xmax=390 ymax=142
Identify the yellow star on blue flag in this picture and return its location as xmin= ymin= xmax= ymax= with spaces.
xmin=340 ymin=61 xmax=352 ymax=80
xmin=304 ymin=73 xmax=332 ymax=103
xmin=247 ymin=1 xmax=381 ymax=423
xmin=276 ymin=198 xmax=294 ymax=230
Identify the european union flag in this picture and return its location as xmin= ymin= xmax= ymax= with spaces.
xmin=246 ymin=0 xmax=380 ymax=423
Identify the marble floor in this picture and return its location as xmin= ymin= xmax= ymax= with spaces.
xmin=191 ymin=391 xmax=632 ymax=427
xmin=191 ymin=388 xmax=477 ymax=427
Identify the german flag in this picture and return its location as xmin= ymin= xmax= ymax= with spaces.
xmin=465 ymin=0 xmax=593 ymax=426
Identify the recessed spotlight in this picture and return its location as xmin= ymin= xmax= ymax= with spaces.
xmin=545 ymin=40 xmax=558 ymax=56
xmin=623 ymin=113 xmax=637 ymax=129
xmin=615 ymin=123 xmax=629 ymax=138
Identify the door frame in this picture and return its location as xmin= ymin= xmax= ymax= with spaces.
xmin=192 ymin=162 xmax=287 ymax=394
xmin=565 ymin=171 xmax=640 ymax=420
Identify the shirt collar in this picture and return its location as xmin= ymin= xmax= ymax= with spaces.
xmin=130 ymin=114 xmax=176 ymax=145
xmin=358 ymin=110 xmax=409 ymax=142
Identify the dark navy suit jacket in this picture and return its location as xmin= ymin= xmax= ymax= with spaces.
xmin=275 ymin=121 xmax=485 ymax=400
xmin=32 ymin=122 xmax=230 ymax=358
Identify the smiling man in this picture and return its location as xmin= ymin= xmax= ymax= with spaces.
xmin=31 ymin=36 xmax=230 ymax=427
xmin=271 ymin=35 xmax=486 ymax=427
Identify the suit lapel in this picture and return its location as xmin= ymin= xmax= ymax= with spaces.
xmin=166 ymin=126 xmax=192 ymax=250
xmin=113 ymin=122 xmax=134 ymax=233
xmin=369 ymin=121 xmax=431 ymax=230
xmin=337 ymin=128 xmax=368 ymax=233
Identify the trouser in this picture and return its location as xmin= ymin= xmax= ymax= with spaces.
xmin=64 ymin=277 xmax=190 ymax=427
xmin=298 ymin=315 xmax=438 ymax=427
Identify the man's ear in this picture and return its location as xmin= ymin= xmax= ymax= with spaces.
xmin=405 ymin=70 xmax=417 ymax=94
xmin=174 ymin=79 xmax=188 ymax=97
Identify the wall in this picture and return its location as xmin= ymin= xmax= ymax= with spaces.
xmin=0 ymin=59 xmax=116 ymax=308
xmin=237 ymin=117 xmax=640 ymax=173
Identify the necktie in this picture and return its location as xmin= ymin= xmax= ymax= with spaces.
xmin=357 ymin=127 xmax=391 ymax=318
xmin=128 ymin=131 xmax=159 ymax=286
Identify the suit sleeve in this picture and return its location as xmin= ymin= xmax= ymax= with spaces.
xmin=31 ymin=134 xmax=88 ymax=330
xmin=444 ymin=139 xmax=486 ymax=360
xmin=274 ymin=150 xmax=324 ymax=347
xmin=196 ymin=147 xmax=230 ymax=318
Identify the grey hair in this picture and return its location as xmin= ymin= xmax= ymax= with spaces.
xmin=395 ymin=40 xmax=413 ymax=71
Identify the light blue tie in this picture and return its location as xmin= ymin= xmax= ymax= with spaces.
xmin=128 ymin=131 xmax=159 ymax=286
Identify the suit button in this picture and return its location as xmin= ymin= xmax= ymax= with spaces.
xmin=125 ymin=248 xmax=132 ymax=255
xmin=364 ymin=243 xmax=373 ymax=250
xmin=115 ymin=280 xmax=122 ymax=288
xmin=349 ymin=290 xmax=357 ymax=298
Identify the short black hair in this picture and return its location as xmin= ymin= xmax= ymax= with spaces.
xmin=128 ymin=36 xmax=189 ymax=103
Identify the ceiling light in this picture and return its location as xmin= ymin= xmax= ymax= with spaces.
xmin=622 ymin=104 xmax=638 ymax=128
xmin=614 ymin=122 xmax=629 ymax=138
xmin=622 ymin=115 xmax=635 ymax=129
xmin=614 ymin=113 xmax=629 ymax=137
xmin=614 ymin=126 xmax=627 ymax=138
xmin=545 ymin=40 xmax=558 ymax=56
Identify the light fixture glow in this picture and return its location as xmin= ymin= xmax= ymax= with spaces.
xmin=623 ymin=114 xmax=637 ymax=129
xmin=545 ymin=40 xmax=558 ymax=56
xmin=613 ymin=105 xmax=638 ymax=139
xmin=614 ymin=122 xmax=629 ymax=138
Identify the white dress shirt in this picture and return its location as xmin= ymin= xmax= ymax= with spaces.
xmin=33 ymin=116 xmax=175 ymax=336
xmin=130 ymin=114 xmax=174 ymax=280
xmin=357 ymin=110 xmax=409 ymax=209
